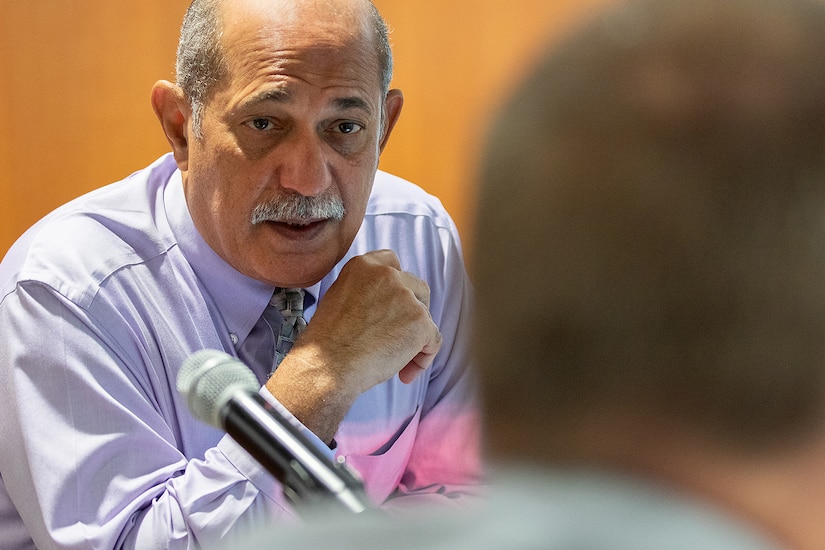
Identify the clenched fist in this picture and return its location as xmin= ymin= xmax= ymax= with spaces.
xmin=266 ymin=250 xmax=442 ymax=444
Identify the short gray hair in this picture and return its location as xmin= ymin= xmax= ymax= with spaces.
xmin=175 ymin=0 xmax=393 ymax=136
xmin=176 ymin=0 xmax=224 ymax=135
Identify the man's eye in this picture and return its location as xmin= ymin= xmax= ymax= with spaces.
xmin=248 ymin=118 xmax=272 ymax=131
xmin=337 ymin=122 xmax=363 ymax=134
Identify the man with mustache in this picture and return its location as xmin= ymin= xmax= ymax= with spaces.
xmin=0 ymin=0 xmax=481 ymax=548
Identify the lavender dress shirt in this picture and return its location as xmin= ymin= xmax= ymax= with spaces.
xmin=0 ymin=154 xmax=481 ymax=549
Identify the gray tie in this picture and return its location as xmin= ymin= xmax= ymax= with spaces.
xmin=270 ymin=287 xmax=307 ymax=371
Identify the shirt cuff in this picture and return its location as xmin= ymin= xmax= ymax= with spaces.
xmin=257 ymin=387 xmax=337 ymax=456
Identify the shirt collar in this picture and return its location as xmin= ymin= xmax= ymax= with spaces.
xmin=164 ymin=169 xmax=273 ymax=346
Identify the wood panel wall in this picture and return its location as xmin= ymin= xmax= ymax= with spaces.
xmin=0 ymin=0 xmax=613 ymax=261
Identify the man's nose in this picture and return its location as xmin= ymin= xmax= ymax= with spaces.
xmin=275 ymin=130 xmax=333 ymax=197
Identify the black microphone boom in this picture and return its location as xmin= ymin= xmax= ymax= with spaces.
xmin=177 ymin=349 xmax=369 ymax=514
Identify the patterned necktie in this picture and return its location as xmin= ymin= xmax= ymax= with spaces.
xmin=269 ymin=287 xmax=307 ymax=371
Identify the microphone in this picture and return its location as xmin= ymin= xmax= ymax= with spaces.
xmin=177 ymin=349 xmax=369 ymax=514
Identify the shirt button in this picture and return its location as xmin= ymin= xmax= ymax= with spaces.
xmin=230 ymin=333 xmax=239 ymax=345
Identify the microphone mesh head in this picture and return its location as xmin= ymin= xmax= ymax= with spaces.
xmin=177 ymin=350 xmax=259 ymax=428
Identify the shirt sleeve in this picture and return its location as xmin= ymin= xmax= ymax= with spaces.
xmin=0 ymin=282 xmax=295 ymax=550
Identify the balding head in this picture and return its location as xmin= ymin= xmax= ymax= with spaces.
xmin=175 ymin=0 xmax=392 ymax=134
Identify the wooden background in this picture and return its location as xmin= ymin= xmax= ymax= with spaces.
xmin=0 ymin=0 xmax=613 ymax=262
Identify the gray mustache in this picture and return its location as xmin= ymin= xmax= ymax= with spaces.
xmin=251 ymin=192 xmax=346 ymax=225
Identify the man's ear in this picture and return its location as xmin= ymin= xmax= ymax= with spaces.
xmin=379 ymin=88 xmax=404 ymax=153
xmin=151 ymin=80 xmax=191 ymax=171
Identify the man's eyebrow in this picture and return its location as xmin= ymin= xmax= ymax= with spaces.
xmin=235 ymin=91 xmax=372 ymax=114
xmin=237 ymin=89 xmax=291 ymax=111
xmin=332 ymin=96 xmax=372 ymax=113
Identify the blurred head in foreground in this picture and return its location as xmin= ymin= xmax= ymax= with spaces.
xmin=474 ymin=0 xmax=825 ymax=547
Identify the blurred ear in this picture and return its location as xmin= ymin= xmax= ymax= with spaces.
xmin=151 ymin=80 xmax=191 ymax=171
xmin=379 ymin=88 xmax=404 ymax=153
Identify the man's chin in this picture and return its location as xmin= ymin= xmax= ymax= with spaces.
xmin=259 ymin=251 xmax=343 ymax=289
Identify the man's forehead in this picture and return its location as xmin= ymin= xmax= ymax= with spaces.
xmin=218 ymin=0 xmax=381 ymax=82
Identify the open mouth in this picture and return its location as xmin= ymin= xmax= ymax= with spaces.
xmin=283 ymin=219 xmax=321 ymax=227
xmin=277 ymin=217 xmax=328 ymax=228
xmin=264 ymin=218 xmax=329 ymax=239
